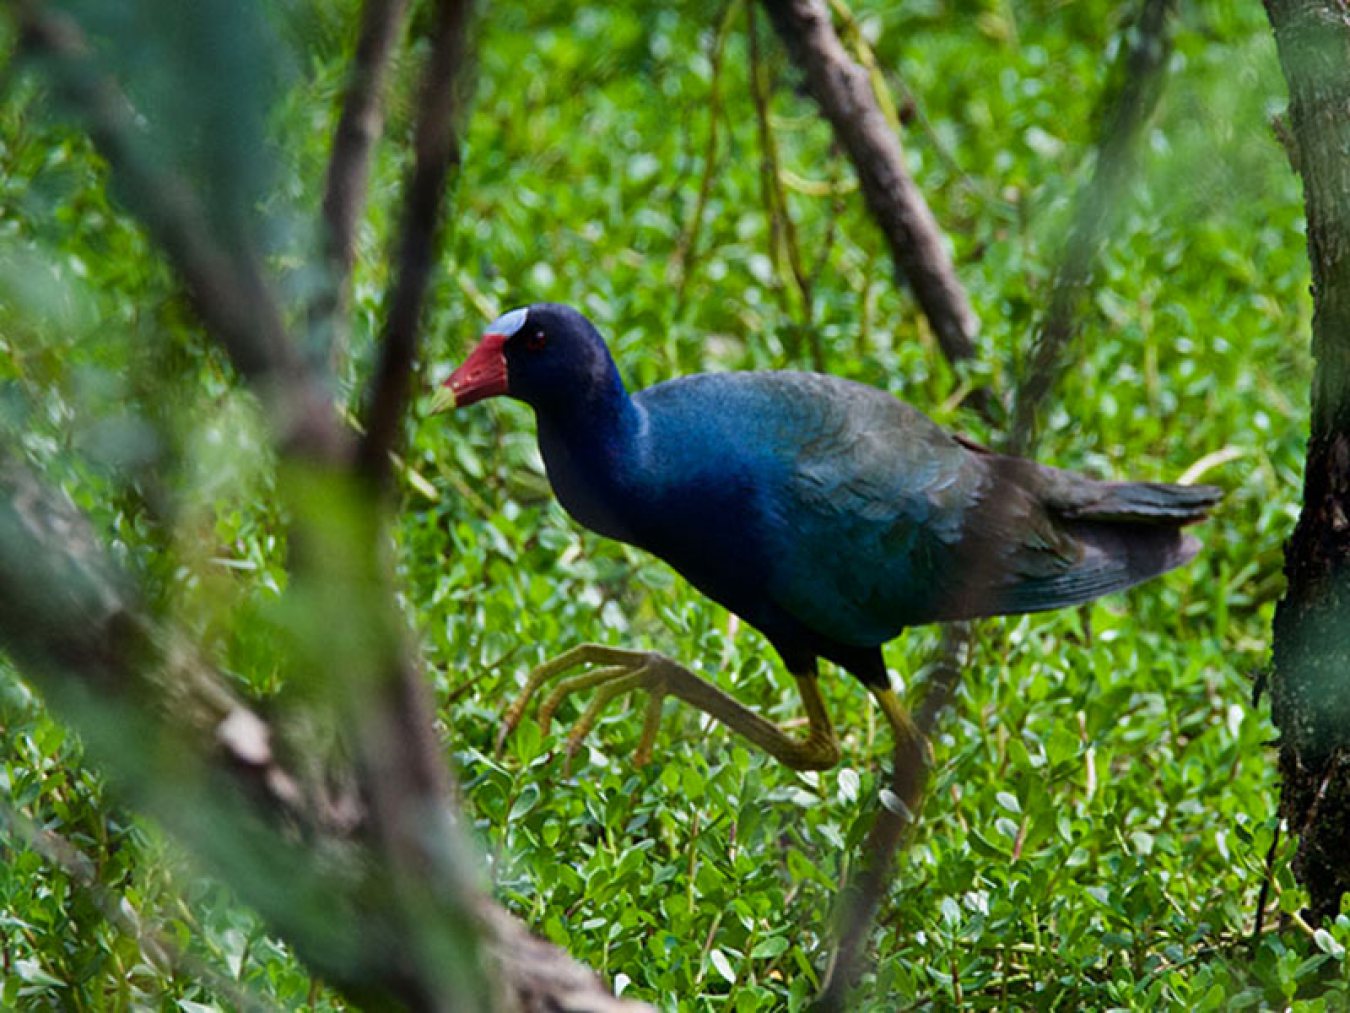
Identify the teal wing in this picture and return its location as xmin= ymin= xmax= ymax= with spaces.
xmin=755 ymin=374 xmax=995 ymax=643
xmin=754 ymin=376 xmax=1214 ymax=641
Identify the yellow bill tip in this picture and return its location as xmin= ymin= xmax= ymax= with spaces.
xmin=428 ymin=384 xmax=459 ymax=415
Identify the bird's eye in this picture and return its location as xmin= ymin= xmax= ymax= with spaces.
xmin=525 ymin=330 xmax=548 ymax=352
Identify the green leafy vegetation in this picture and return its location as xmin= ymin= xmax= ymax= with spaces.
xmin=2 ymin=0 xmax=1346 ymax=1008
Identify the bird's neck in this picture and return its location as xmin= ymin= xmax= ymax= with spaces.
xmin=537 ymin=363 xmax=638 ymax=447
xmin=534 ymin=377 xmax=649 ymax=542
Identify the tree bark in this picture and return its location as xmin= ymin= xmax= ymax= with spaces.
xmin=1264 ymin=0 xmax=1350 ymax=924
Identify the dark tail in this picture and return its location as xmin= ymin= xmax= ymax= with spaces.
xmin=985 ymin=477 xmax=1221 ymax=617
xmin=1056 ymin=480 xmax=1222 ymax=526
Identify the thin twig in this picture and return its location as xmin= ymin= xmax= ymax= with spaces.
xmin=807 ymin=163 xmax=848 ymax=291
xmin=668 ymin=0 xmax=739 ymax=314
xmin=1007 ymin=0 xmax=1178 ymax=455
xmin=357 ymin=0 xmax=475 ymax=488
xmin=747 ymin=3 xmax=821 ymax=368
xmin=1251 ymin=820 xmax=1283 ymax=946
xmin=311 ymin=0 xmax=412 ymax=357
xmin=816 ymin=742 xmax=927 ymax=1010
xmin=748 ymin=13 xmax=792 ymax=323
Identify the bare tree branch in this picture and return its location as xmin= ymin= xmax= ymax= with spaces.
xmin=759 ymin=0 xmax=980 ymax=367
xmin=311 ymin=0 xmax=412 ymax=354
xmin=1007 ymin=0 xmax=1178 ymax=456
xmin=357 ymin=0 xmax=474 ymax=487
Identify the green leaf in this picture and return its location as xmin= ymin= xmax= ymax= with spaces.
xmin=508 ymin=783 xmax=541 ymax=821
xmin=751 ymin=936 xmax=789 ymax=960
xmin=708 ymin=947 xmax=736 ymax=985
xmin=1313 ymin=928 xmax=1344 ymax=960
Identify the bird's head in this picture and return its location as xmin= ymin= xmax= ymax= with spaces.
xmin=430 ymin=303 xmax=619 ymax=415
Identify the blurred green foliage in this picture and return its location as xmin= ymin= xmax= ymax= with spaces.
xmin=0 ymin=0 xmax=1344 ymax=1009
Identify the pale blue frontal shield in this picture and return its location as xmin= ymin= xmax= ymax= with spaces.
xmin=488 ymin=306 xmax=529 ymax=337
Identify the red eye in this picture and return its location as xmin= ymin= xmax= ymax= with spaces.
xmin=525 ymin=330 xmax=548 ymax=351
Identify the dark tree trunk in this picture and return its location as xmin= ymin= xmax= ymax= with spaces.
xmin=1265 ymin=0 xmax=1350 ymax=924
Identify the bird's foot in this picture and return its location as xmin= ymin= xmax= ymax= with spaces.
xmin=499 ymin=645 xmax=845 ymax=773
xmin=497 ymin=644 xmax=670 ymax=773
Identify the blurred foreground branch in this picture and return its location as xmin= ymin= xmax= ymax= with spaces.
xmin=6 ymin=2 xmax=648 ymax=1008
xmin=1007 ymin=0 xmax=1178 ymax=455
xmin=0 ymin=448 xmax=413 ymax=1004
xmin=14 ymin=1 xmax=333 ymax=456
xmin=0 ymin=448 xmax=649 ymax=1011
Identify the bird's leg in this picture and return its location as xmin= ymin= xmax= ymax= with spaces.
xmin=496 ymin=644 xmax=841 ymax=772
xmin=868 ymin=685 xmax=931 ymax=820
xmin=869 ymin=687 xmax=925 ymax=759
xmin=790 ymin=667 xmax=841 ymax=768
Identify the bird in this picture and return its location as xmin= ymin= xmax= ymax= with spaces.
xmin=433 ymin=302 xmax=1220 ymax=780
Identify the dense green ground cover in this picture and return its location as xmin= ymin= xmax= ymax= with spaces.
xmin=2 ymin=0 xmax=1345 ymax=1008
